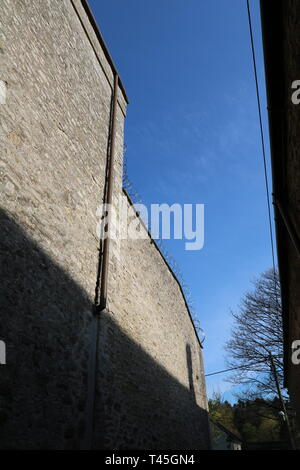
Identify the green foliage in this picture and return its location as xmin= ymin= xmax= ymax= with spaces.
xmin=209 ymin=395 xmax=290 ymax=444
xmin=209 ymin=393 xmax=240 ymax=438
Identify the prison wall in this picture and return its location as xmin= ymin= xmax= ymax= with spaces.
xmin=96 ymin=192 xmax=210 ymax=449
xmin=0 ymin=0 xmax=125 ymax=449
xmin=0 ymin=0 xmax=209 ymax=450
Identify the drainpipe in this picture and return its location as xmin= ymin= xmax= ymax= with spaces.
xmin=275 ymin=199 xmax=300 ymax=259
xmin=82 ymin=73 xmax=119 ymax=450
xmin=99 ymin=73 xmax=119 ymax=311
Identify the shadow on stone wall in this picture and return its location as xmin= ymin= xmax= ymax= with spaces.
xmin=95 ymin=314 xmax=210 ymax=450
xmin=0 ymin=209 xmax=210 ymax=450
xmin=186 ymin=344 xmax=196 ymax=402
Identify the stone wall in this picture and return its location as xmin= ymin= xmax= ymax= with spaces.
xmin=0 ymin=0 xmax=126 ymax=449
xmin=95 ymin=192 xmax=210 ymax=449
xmin=0 ymin=0 xmax=209 ymax=449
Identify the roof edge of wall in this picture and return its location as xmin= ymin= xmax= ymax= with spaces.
xmin=122 ymin=188 xmax=204 ymax=350
xmin=80 ymin=0 xmax=129 ymax=104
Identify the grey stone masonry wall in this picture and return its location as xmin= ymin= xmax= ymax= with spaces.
xmin=95 ymin=192 xmax=210 ymax=449
xmin=0 ymin=0 xmax=126 ymax=449
xmin=0 ymin=0 xmax=210 ymax=449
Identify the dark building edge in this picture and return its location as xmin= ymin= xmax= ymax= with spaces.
xmin=80 ymin=0 xmax=129 ymax=104
xmin=259 ymin=0 xmax=289 ymax=384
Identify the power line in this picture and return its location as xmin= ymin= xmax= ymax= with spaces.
xmin=246 ymin=0 xmax=277 ymax=274
xmin=205 ymin=366 xmax=250 ymax=377
xmin=205 ymin=354 xmax=282 ymax=377
xmin=207 ymin=4 xmax=283 ymax=384
xmin=205 ymin=359 xmax=267 ymax=377
xmin=246 ymin=1 xmax=283 ymax=362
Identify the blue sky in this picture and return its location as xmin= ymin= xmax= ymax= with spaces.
xmin=89 ymin=0 xmax=275 ymax=401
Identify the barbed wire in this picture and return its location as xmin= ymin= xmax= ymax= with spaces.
xmin=122 ymin=149 xmax=205 ymax=343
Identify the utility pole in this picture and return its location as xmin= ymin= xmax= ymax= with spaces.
xmin=268 ymin=352 xmax=296 ymax=450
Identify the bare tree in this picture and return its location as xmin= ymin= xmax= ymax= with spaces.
xmin=225 ymin=269 xmax=285 ymax=399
